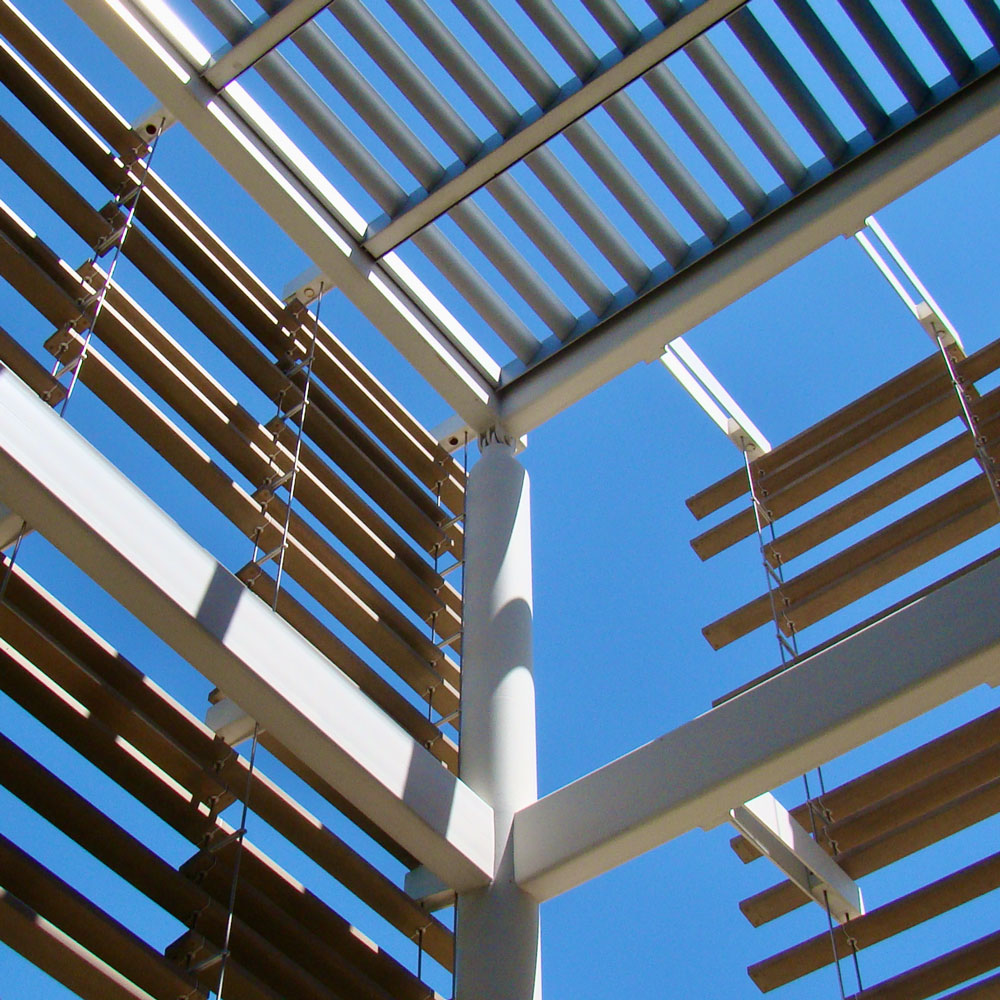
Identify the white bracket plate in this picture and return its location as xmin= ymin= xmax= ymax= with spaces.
xmin=730 ymin=792 xmax=864 ymax=924
xmin=205 ymin=696 xmax=260 ymax=747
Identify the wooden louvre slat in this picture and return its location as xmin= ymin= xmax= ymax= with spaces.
xmin=686 ymin=352 xmax=947 ymax=519
xmin=0 ymin=221 xmax=461 ymax=697
xmin=731 ymin=704 xmax=1000 ymax=862
xmin=181 ymin=838 xmax=438 ymax=1000
xmin=65 ymin=263 xmax=462 ymax=640
xmin=64 ymin=341 xmax=458 ymax=698
xmin=0 ymin=640 xmax=451 ymax=985
xmin=935 ymin=971 xmax=1000 ymax=1000
xmin=762 ymin=415 xmax=998 ymax=566
xmin=844 ymin=928 xmax=1000 ymax=1000
xmin=0 ymin=888 xmax=161 ymax=1000
xmin=703 ymin=470 xmax=1000 ymax=648
xmin=749 ymin=850 xmax=1000 ymax=991
xmin=90 ymin=265 xmax=462 ymax=623
xmin=691 ymin=335 xmax=1000 ymax=561
xmin=692 ymin=385 xmax=961 ymax=559
xmin=0 ymin=321 xmax=64 ymax=403
xmin=0 ymin=732 xmax=357 ymax=1000
xmin=242 ymin=564 xmax=461 ymax=730
xmin=0 ymin=103 xmax=463 ymax=562
xmin=0 ymin=833 xmax=205 ymax=1000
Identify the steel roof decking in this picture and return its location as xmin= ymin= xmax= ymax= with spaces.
xmin=56 ymin=0 xmax=996 ymax=422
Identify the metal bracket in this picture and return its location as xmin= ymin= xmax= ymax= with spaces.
xmin=205 ymin=696 xmax=260 ymax=747
xmin=660 ymin=337 xmax=770 ymax=457
xmin=730 ymin=792 xmax=864 ymax=924
xmin=404 ymin=865 xmax=456 ymax=912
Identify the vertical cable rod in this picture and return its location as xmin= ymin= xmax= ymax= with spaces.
xmin=747 ymin=448 xmax=861 ymax=997
xmin=211 ymin=292 xmax=324 ymax=996
xmin=935 ymin=335 xmax=1000 ymax=514
xmin=213 ymin=722 xmax=260 ymax=999
xmin=4 ymin=125 xmax=165 ymax=601
xmin=52 ymin=121 xmax=165 ymax=417
xmin=744 ymin=448 xmax=798 ymax=664
xmin=269 ymin=291 xmax=323 ymax=606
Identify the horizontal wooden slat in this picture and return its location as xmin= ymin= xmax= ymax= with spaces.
xmin=764 ymin=431 xmax=979 ymax=567
xmin=180 ymin=846 xmax=430 ymax=1000
xmin=731 ymin=703 xmax=1000 ymax=862
xmin=242 ymin=565 xmax=460 ymax=732
xmin=845 ymin=928 xmax=1000 ymax=1000
xmin=0 ymin=320 xmax=64 ymax=403
xmin=0 ymin=19 xmax=464 ymax=519
xmin=164 ymin=931 xmax=282 ymax=1000
xmin=0 ymin=655 xmax=442 ymax=992
xmin=691 ymin=337 xmax=1000 ymax=558
xmin=0 ymin=2 xmax=466 ymax=513
xmin=822 ymin=742 xmax=1000 ymax=854
xmin=686 ymin=352 xmax=947 ymax=519
xmin=0 ymin=731 xmax=352 ymax=1000
xmin=704 ymin=472 xmax=1000 ymax=648
xmin=66 ymin=264 xmax=461 ymax=639
xmin=45 ymin=325 xmax=458 ymax=698
xmin=0 ymin=92 xmax=461 ymax=561
xmin=0 ymin=833 xmax=204 ymax=1000
xmin=0 ymin=888 xmax=159 ymax=1000
xmin=935 ymin=971 xmax=1000 ymax=1000
xmin=750 ymin=850 xmax=1000 ymax=991
xmin=89 ymin=264 xmax=462 ymax=623
xmin=692 ymin=386 xmax=961 ymax=559
xmin=0 ymin=221 xmax=461 ymax=695
xmin=741 ymin=773 xmax=1000 ymax=925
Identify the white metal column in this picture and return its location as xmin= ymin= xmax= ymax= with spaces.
xmin=456 ymin=433 xmax=540 ymax=1000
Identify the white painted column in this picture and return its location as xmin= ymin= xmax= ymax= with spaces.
xmin=455 ymin=432 xmax=540 ymax=1000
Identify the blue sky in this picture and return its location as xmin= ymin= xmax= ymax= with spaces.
xmin=3 ymin=1 xmax=1000 ymax=997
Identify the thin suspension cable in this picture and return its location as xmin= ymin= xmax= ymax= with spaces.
xmin=3 ymin=125 xmax=165 ymax=598
xmin=214 ymin=721 xmax=261 ymax=999
xmin=935 ymin=334 xmax=1000 ymax=514
xmin=752 ymin=450 xmax=861 ymax=997
xmin=0 ymin=527 xmax=26 ymax=604
xmin=271 ymin=289 xmax=323 ymax=603
xmin=54 ymin=120 xmax=165 ymax=417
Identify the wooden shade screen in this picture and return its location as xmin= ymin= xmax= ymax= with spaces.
xmin=688 ymin=331 xmax=1000 ymax=651
xmin=0 ymin=6 xmax=464 ymax=996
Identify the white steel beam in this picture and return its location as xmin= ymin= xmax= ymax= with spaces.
xmin=362 ymin=0 xmax=744 ymax=258
xmin=729 ymin=792 xmax=863 ymax=923
xmin=514 ymin=551 xmax=1000 ymax=901
xmin=67 ymin=0 xmax=498 ymax=428
xmin=0 ymin=367 xmax=495 ymax=890
xmin=498 ymin=63 xmax=1000 ymax=436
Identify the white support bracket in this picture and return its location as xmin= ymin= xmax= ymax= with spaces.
xmin=404 ymin=865 xmax=456 ymax=912
xmin=659 ymin=336 xmax=771 ymax=457
xmin=729 ymin=792 xmax=864 ymax=925
xmin=854 ymin=215 xmax=964 ymax=354
xmin=205 ymin=696 xmax=260 ymax=747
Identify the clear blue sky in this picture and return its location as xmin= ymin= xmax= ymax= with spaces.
xmin=3 ymin=1 xmax=1000 ymax=997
